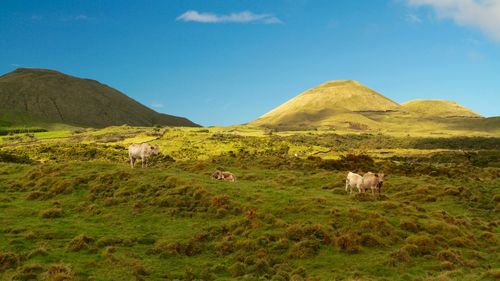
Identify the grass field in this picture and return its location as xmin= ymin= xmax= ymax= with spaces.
xmin=0 ymin=126 xmax=499 ymax=280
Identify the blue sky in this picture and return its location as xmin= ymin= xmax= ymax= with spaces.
xmin=1 ymin=0 xmax=499 ymax=125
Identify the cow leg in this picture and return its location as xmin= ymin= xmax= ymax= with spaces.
xmin=130 ymin=157 xmax=135 ymax=168
xmin=141 ymin=157 xmax=145 ymax=168
xmin=371 ymin=187 xmax=375 ymax=196
xmin=345 ymin=180 xmax=349 ymax=193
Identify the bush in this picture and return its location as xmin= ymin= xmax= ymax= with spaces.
xmin=336 ymin=232 xmax=361 ymax=254
xmin=437 ymin=249 xmax=463 ymax=265
xmin=289 ymin=239 xmax=321 ymax=258
xmin=228 ymin=262 xmax=246 ymax=277
xmin=400 ymin=219 xmax=419 ymax=233
xmin=67 ymin=235 xmax=93 ymax=252
xmin=388 ymin=248 xmax=411 ymax=266
xmin=0 ymin=251 xmax=20 ymax=272
xmin=40 ymin=208 xmax=63 ymax=218
xmin=406 ymin=234 xmax=436 ymax=255
xmin=0 ymin=151 xmax=34 ymax=164
xmin=43 ymin=263 xmax=75 ymax=281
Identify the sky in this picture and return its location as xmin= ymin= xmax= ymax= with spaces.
xmin=1 ymin=0 xmax=499 ymax=126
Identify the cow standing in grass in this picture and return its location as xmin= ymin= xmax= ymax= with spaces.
xmin=345 ymin=171 xmax=363 ymax=194
xmin=361 ymin=172 xmax=386 ymax=195
xmin=128 ymin=143 xmax=160 ymax=168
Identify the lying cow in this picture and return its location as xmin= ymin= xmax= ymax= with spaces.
xmin=211 ymin=170 xmax=236 ymax=182
xmin=128 ymin=143 xmax=160 ymax=168
xmin=360 ymin=172 xmax=386 ymax=195
xmin=345 ymin=171 xmax=363 ymax=194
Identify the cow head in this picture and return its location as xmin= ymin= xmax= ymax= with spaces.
xmin=375 ymin=173 xmax=385 ymax=189
xmin=149 ymin=145 xmax=160 ymax=155
xmin=211 ymin=170 xmax=223 ymax=180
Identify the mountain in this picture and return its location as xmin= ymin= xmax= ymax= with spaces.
xmin=0 ymin=68 xmax=199 ymax=128
xmin=401 ymin=100 xmax=480 ymax=118
xmin=252 ymin=80 xmax=400 ymax=128
xmin=251 ymin=80 xmax=497 ymax=134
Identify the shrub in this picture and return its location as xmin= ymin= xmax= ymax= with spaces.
xmin=12 ymin=264 xmax=44 ymax=280
xmin=28 ymin=244 xmax=49 ymax=258
xmin=336 ymin=232 xmax=361 ymax=254
xmin=228 ymin=262 xmax=246 ymax=277
xmin=67 ymin=235 xmax=93 ymax=252
xmin=388 ymin=248 xmax=411 ymax=266
xmin=0 ymin=151 xmax=34 ymax=164
xmin=406 ymin=234 xmax=436 ymax=255
xmin=360 ymin=233 xmax=383 ymax=247
xmin=0 ymin=251 xmax=20 ymax=272
xmin=43 ymin=263 xmax=75 ymax=281
xmin=400 ymin=219 xmax=419 ymax=233
xmin=289 ymin=239 xmax=321 ymax=258
xmin=437 ymin=249 xmax=463 ymax=265
xmin=49 ymin=180 xmax=74 ymax=196
xmin=40 ymin=208 xmax=63 ymax=218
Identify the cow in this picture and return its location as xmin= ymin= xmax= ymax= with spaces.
xmin=211 ymin=170 xmax=223 ymax=180
xmin=221 ymin=171 xmax=236 ymax=182
xmin=211 ymin=170 xmax=236 ymax=182
xmin=128 ymin=143 xmax=160 ymax=168
xmin=345 ymin=171 xmax=363 ymax=194
xmin=361 ymin=172 xmax=386 ymax=195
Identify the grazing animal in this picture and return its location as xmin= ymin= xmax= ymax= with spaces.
xmin=211 ymin=170 xmax=236 ymax=182
xmin=345 ymin=172 xmax=363 ymax=194
xmin=128 ymin=143 xmax=160 ymax=168
xmin=211 ymin=170 xmax=223 ymax=180
xmin=221 ymin=171 xmax=236 ymax=182
xmin=361 ymin=172 xmax=386 ymax=195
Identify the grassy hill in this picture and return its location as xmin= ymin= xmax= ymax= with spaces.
xmin=252 ymin=80 xmax=400 ymax=129
xmin=0 ymin=126 xmax=499 ymax=280
xmin=402 ymin=100 xmax=481 ymax=118
xmin=251 ymin=80 xmax=499 ymax=136
xmin=0 ymin=68 xmax=199 ymax=128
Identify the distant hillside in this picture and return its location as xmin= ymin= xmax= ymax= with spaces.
xmin=252 ymin=80 xmax=400 ymax=128
xmin=0 ymin=68 xmax=199 ymax=128
xmin=251 ymin=80 xmax=498 ymax=134
xmin=402 ymin=100 xmax=481 ymax=118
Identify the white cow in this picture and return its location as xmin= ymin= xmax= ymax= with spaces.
xmin=345 ymin=172 xmax=363 ymax=194
xmin=128 ymin=143 xmax=160 ymax=168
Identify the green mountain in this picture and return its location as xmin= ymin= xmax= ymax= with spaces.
xmin=252 ymin=80 xmax=400 ymax=128
xmin=401 ymin=100 xmax=480 ymax=118
xmin=0 ymin=68 xmax=199 ymax=128
xmin=251 ymin=80 xmax=498 ymax=134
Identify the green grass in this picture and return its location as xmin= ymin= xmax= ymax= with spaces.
xmin=0 ymin=126 xmax=499 ymax=280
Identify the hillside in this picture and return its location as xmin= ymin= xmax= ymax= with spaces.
xmin=0 ymin=68 xmax=199 ymax=128
xmin=402 ymin=100 xmax=481 ymax=118
xmin=252 ymin=80 xmax=400 ymax=128
xmin=0 ymin=126 xmax=499 ymax=280
xmin=251 ymin=80 xmax=498 ymax=135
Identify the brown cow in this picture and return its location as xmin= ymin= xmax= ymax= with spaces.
xmin=211 ymin=170 xmax=236 ymax=182
xmin=361 ymin=172 xmax=386 ymax=195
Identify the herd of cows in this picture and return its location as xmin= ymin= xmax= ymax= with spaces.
xmin=128 ymin=142 xmax=387 ymax=195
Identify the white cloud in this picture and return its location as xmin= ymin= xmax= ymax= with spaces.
xmin=407 ymin=0 xmax=500 ymax=41
xmin=60 ymin=14 xmax=91 ymax=22
xmin=74 ymin=14 xmax=89 ymax=21
xmin=151 ymin=102 xmax=164 ymax=109
xmin=176 ymin=10 xmax=282 ymax=24
xmin=405 ymin=13 xmax=422 ymax=24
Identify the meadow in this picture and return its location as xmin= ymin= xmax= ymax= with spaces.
xmin=0 ymin=126 xmax=499 ymax=280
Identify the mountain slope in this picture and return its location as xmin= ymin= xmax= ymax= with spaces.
xmin=250 ymin=80 xmax=498 ymax=134
xmin=0 ymin=68 xmax=199 ymax=128
xmin=402 ymin=100 xmax=481 ymax=118
xmin=252 ymin=80 xmax=400 ymax=128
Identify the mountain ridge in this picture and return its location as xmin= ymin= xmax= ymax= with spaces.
xmin=0 ymin=68 xmax=199 ymax=128
xmin=251 ymin=80 xmax=494 ymax=133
